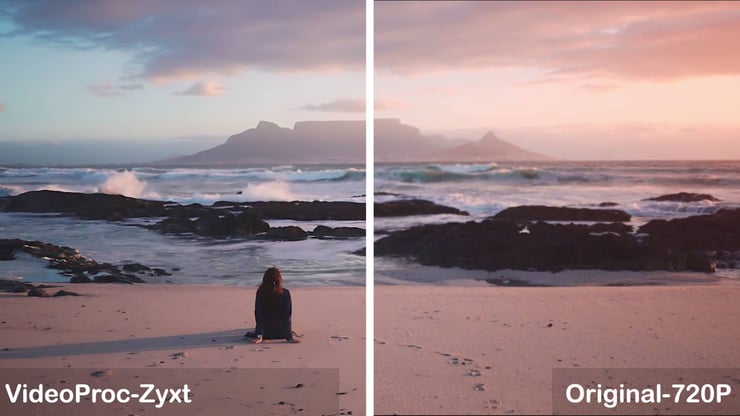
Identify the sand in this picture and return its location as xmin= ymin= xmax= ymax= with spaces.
xmin=375 ymin=274 xmax=740 ymax=414
xmin=0 ymin=284 xmax=364 ymax=415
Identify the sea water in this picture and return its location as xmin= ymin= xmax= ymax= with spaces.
xmin=375 ymin=160 xmax=740 ymax=282
xmin=375 ymin=160 xmax=740 ymax=231
xmin=0 ymin=165 xmax=366 ymax=286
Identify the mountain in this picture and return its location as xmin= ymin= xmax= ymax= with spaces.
xmin=429 ymin=131 xmax=551 ymax=162
xmin=162 ymin=119 xmax=550 ymax=166
xmin=375 ymin=119 xmax=453 ymax=161
xmin=375 ymin=119 xmax=551 ymax=162
xmin=162 ymin=120 xmax=365 ymax=166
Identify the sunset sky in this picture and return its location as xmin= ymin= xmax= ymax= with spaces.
xmin=2 ymin=1 xmax=739 ymax=161
xmin=0 ymin=1 xmax=364 ymax=143
xmin=375 ymin=1 xmax=740 ymax=160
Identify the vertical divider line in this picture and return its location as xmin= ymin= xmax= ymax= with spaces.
xmin=365 ymin=0 xmax=375 ymax=415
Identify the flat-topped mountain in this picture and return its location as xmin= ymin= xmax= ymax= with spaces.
xmin=162 ymin=120 xmax=365 ymax=166
xmin=161 ymin=119 xmax=550 ymax=166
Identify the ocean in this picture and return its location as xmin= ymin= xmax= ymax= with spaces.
xmin=3 ymin=160 xmax=739 ymax=286
xmin=0 ymin=165 xmax=366 ymax=286
xmin=375 ymin=160 xmax=740 ymax=229
xmin=375 ymin=160 xmax=740 ymax=280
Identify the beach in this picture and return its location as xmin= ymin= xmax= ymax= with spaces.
xmin=0 ymin=284 xmax=365 ymax=415
xmin=374 ymin=272 xmax=740 ymax=415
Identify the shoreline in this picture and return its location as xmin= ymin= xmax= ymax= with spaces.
xmin=375 ymin=258 xmax=735 ymax=287
xmin=0 ymin=284 xmax=365 ymax=415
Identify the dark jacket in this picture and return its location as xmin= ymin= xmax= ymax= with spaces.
xmin=255 ymin=288 xmax=293 ymax=340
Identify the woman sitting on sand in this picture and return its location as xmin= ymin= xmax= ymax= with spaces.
xmin=249 ymin=267 xmax=299 ymax=343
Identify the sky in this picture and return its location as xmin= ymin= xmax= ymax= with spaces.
xmin=375 ymin=1 xmax=740 ymax=160
xmin=0 ymin=0 xmax=365 ymax=147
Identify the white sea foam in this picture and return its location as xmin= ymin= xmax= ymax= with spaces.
xmin=98 ymin=170 xmax=146 ymax=198
xmin=242 ymin=181 xmax=295 ymax=201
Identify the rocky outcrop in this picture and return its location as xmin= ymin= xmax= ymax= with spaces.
xmin=375 ymin=199 xmax=469 ymax=217
xmin=375 ymin=217 xmax=719 ymax=273
xmin=492 ymin=206 xmax=631 ymax=222
xmin=53 ymin=290 xmax=80 ymax=297
xmin=0 ymin=239 xmax=165 ymax=284
xmin=0 ymin=280 xmax=83 ymax=296
xmin=213 ymin=201 xmax=365 ymax=221
xmin=0 ymin=279 xmax=32 ymax=293
xmin=0 ymin=190 xmax=367 ymax=240
xmin=27 ymin=287 xmax=51 ymax=297
xmin=0 ymin=191 xmax=366 ymax=223
xmin=639 ymin=208 xmax=740 ymax=252
xmin=644 ymin=192 xmax=720 ymax=202
xmin=192 ymin=211 xmax=269 ymax=237
xmin=255 ymin=226 xmax=309 ymax=241
xmin=311 ymin=225 xmax=365 ymax=239
xmin=0 ymin=190 xmax=167 ymax=220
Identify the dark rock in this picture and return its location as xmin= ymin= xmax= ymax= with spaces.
xmin=256 ymin=226 xmax=308 ymax=241
xmin=164 ymin=203 xmax=211 ymax=219
xmin=588 ymin=223 xmax=633 ymax=234
xmin=150 ymin=268 xmax=172 ymax=276
xmin=482 ymin=278 xmax=550 ymax=287
xmin=493 ymin=205 xmax=631 ymax=222
xmin=120 ymin=264 xmax=171 ymax=277
xmin=122 ymin=263 xmax=150 ymax=273
xmin=644 ymin=192 xmax=720 ymax=202
xmin=214 ymin=200 xmax=365 ymax=221
xmin=375 ymin=219 xmax=705 ymax=272
xmin=375 ymin=199 xmax=469 ymax=217
xmin=639 ymin=208 xmax=740 ymax=252
xmin=53 ymin=290 xmax=81 ymax=297
xmin=0 ymin=190 xmax=167 ymax=220
xmin=150 ymin=217 xmax=197 ymax=234
xmin=192 ymin=211 xmax=269 ymax=237
xmin=93 ymin=274 xmax=144 ymax=284
xmin=311 ymin=225 xmax=365 ymax=239
xmin=152 ymin=210 xmax=269 ymax=237
xmin=0 ymin=279 xmax=30 ymax=293
xmin=686 ymin=252 xmax=716 ymax=273
xmin=70 ymin=274 xmax=92 ymax=283
xmin=0 ymin=239 xmax=17 ymax=260
xmin=1 ymin=190 xmax=366 ymax=225
xmin=599 ymin=202 xmax=619 ymax=207
xmin=28 ymin=287 xmax=51 ymax=297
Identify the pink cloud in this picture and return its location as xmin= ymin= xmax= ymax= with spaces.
xmin=375 ymin=99 xmax=404 ymax=111
xmin=4 ymin=1 xmax=364 ymax=82
xmin=300 ymin=98 xmax=364 ymax=113
xmin=176 ymin=80 xmax=225 ymax=97
xmin=0 ymin=102 xmax=5 ymax=111
xmin=376 ymin=2 xmax=740 ymax=82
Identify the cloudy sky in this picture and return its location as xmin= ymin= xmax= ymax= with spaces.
xmin=375 ymin=1 xmax=740 ymax=160
xmin=0 ymin=0 xmax=364 ymax=144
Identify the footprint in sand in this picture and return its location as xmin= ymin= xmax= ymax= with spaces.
xmin=330 ymin=335 xmax=351 ymax=341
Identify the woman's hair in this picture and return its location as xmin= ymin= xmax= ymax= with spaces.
xmin=257 ymin=267 xmax=284 ymax=319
